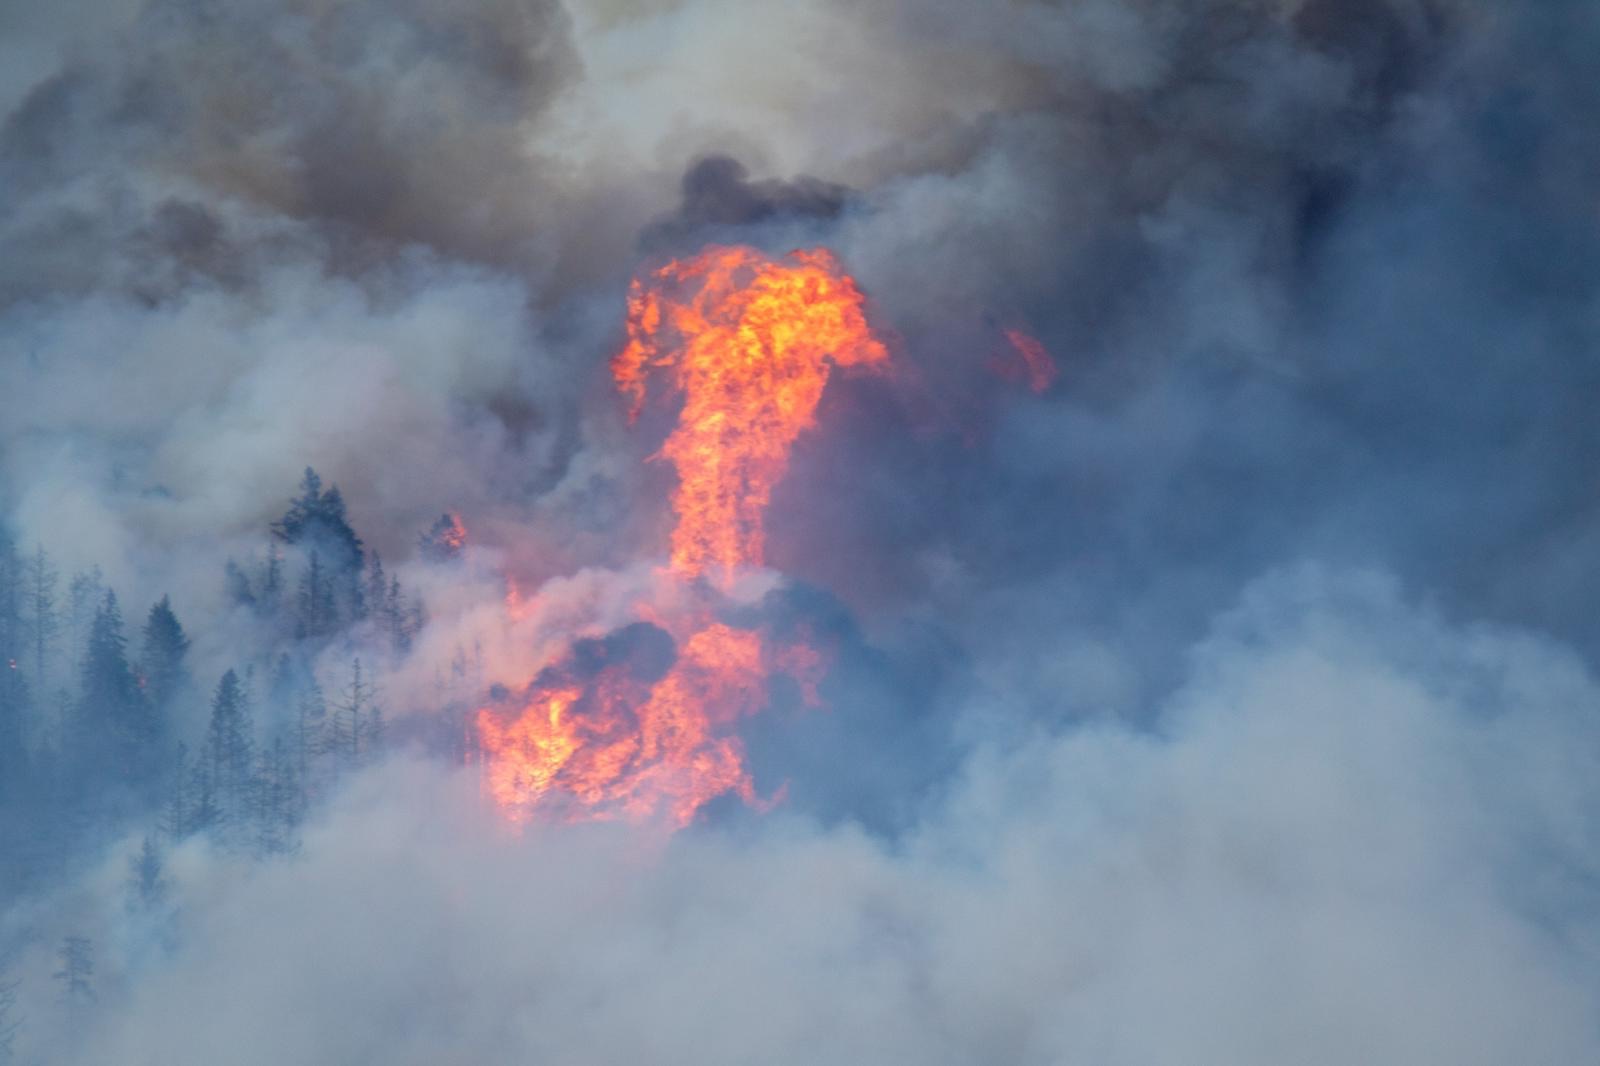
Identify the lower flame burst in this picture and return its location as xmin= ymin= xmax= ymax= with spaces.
xmin=476 ymin=245 xmax=885 ymax=827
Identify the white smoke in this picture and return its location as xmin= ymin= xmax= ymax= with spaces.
xmin=10 ymin=569 xmax=1599 ymax=1064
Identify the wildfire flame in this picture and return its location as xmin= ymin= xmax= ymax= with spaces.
xmin=615 ymin=245 xmax=889 ymax=584
xmin=477 ymin=245 xmax=885 ymax=827
xmin=993 ymin=327 xmax=1058 ymax=393
xmin=436 ymin=513 xmax=467 ymax=554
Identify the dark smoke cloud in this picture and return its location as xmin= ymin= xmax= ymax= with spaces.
xmin=1 ymin=0 xmax=577 ymax=263
xmin=749 ymin=0 xmax=1600 ymax=728
xmin=4 ymin=0 xmax=1600 ymax=1061
xmin=641 ymin=154 xmax=852 ymax=253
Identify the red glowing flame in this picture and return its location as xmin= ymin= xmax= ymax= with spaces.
xmin=992 ymin=327 xmax=1058 ymax=393
xmin=437 ymin=513 xmax=467 ymax=553
xmin=476 ymin=623 xmax=770 ymax=825
xmin=477 ymin=245 xmax=884 ymax=826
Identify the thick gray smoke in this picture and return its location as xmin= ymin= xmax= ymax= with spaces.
xmin=13 ymin=570 xmax=1600 ymax=1064
xmin=3 ymin=0 xmax=1600 ymax=1062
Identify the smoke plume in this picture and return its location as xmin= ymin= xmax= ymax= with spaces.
xmin=3 ymin=0 xmax=1600 ymax=1062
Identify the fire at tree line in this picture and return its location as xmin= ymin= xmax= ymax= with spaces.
xmin=0 ymin=468 xmax=472 ymax=1020
xmin=0 ymin=243 xmax=901 ymax=1029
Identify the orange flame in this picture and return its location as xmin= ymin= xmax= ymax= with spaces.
xmin=478 ymin=245 xmax=884 ymax=827
xmin=615 ymin=245 xmax=888 ymax=584
xmin=476 ymin=617 xmax=780 ymax=827
xmin=995 ymin=327 xmax=1058 ymax=393
xmin=438 ymin=513 xmax=468 ymax=553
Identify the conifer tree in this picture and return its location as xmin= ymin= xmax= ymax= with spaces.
xmin=188 ymin=752 xmax=220 ymax=838
xmin=295 ymin=672 xmax=328 ymax=798
xmin=0 ymin=538 xmax=27 ymax=790
xmin=364 ymin=552 xmax=389 ymax=630
xmin=418 ymin=513 xmax=466 ymax=562
xmin=251 ymin=737 xmax=304 ymax=857
xmin=22 ymin=546 xmax=59 ymax=689
xmin=274 ymin=468 xmax=364 ymax=576
xmin=266 ymin=654 xmax=295 ymax=714
xmin=276 ymin=468 xmax=366 ymax=627
xmin=140 ymin=596 xmax=191 ymax=720
xmin=79 ymin=592 xmax=157 ymax=791
xmin=65 ymin=566 xmax=103 ymax=672
xmin=0 ymin=535 xmax=24 ymax=777
xmin=160 ymin=742 xmax=197 ymax=840
xmin=330 ymin=659 xmax=383 ymax=771
xmin=296 ymin=551 xmax=338 ymax=639
xmin=0 ymin=658 xmax=26 ymax=804
xmin=203 ymin=669 xmax=254 ymax=835
xmin=259 ymin=542 xmax=285 ymax=616
xmin=53 ymin=937 xmax=94 ymax=1007
xmin=125 ymin=836 xmax=169 ymax=913
xmin=223 ymin=559 xmax=256 ymax=609
xmin=0 ymin=533 xmax=20 ymax=671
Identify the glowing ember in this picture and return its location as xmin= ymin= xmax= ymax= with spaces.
xmin=996 ymin=327 xmax=1058 ymax=393
xmin=615 ymin=245 xmax=889 ymax=584
xmin=435 ymin=513 xmax=468 ymax=554
xmin=478 ymin=245 xmax=885 ymax=827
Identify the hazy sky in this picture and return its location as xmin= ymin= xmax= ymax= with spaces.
xmin=3 ymin=1 xmax=1600 ymax=1062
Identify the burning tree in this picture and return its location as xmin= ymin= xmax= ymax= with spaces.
xmin=477 ymin=245 xmax=884 ymax=827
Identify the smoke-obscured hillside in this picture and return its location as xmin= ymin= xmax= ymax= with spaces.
xmin=3 ymin=1 xmax=1600 ymax=1063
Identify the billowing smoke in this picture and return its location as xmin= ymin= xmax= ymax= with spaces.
xmin=4 ymin=0 xmax=1600 ymax=1062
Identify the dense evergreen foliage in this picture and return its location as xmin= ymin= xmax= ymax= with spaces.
xmin=0 ymin=468 xmax=450 ymax=917
xmin=0 ymin=463 xmax=490 ymax=1057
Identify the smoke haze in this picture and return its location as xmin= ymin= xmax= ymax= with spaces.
xmin=3 ymin=0 xmax=1600 ymax=1062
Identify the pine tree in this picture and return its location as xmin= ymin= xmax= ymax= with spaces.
xmin=274 ymin=467 xmax=324 ymax=541
xmin=251 ymin=737 xmax=304 ymax=857
xmin=319 ymin=486 xmax=361 ymax=570
xmin=0 ymin=536 xmax=24 ymax=782
xmin=266 ymin=654 xmax=295 ymax=715
xmin=295 ymin=551 xmax=338 ymax=639
xmin=160 ymin=742 xmax=197 ymax=840
xmin=188 ymin=754 xmax=220 ymax=838
xmin=140 ymin=596 xmax=191 ymax=719
xmin=0 ymin=659 xmax=28 ymax=803
xmin=275 ymin=468 xmax=367 ymax=628
xmin=125 ymin=836 xmax=169 ymax=913
xmin=21 ymin=546 xmax=59 ymax=690
xmin=330 ymin=659 xmax=383 ymax=772
xmin=0 ymin=533 xmax=21 ymax=671
xmin=365 ymin=700 xmax=385 ymax=755
xmin=53 ymin=937 xmax=93 ymax=1006
xmin=439 ymin=642 xmax=484 ymax=764
xmin=403 ymin=590 xmax=425 ymax=654
xmin=364 ymin=552 xmax=389 ymax=629
xmin=295 ymin=672 xmax=328 ymax=799
xmin=273 ymin=468 xmax=364 ymax=576
xmin=223 ymin=559 xmax=256 ymax=609
xmin=259 ymin=542 xmax=284 ymax=616
xmin=123 ymin=835 xmax=178 ymax=961
xmin=79 ymin=592 xmax=158 ymax=792
xmin=240 ymin=663 xmax=259 ymax=717
xmin=386 ymin=577 xmax=405 ymax=650
xmin=381 ymin=577 xmax=425 ymax=655
xmin=203 ymin=669 xmax=254 ymax=836
xmin=65 ymin=566 xmax=103 ymax=673
xmin=419 ymin=513 xmax=466 ymax=562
